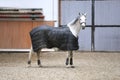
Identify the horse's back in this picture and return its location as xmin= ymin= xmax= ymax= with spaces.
xmin=30 ymin=25 xmax=52 ymax=36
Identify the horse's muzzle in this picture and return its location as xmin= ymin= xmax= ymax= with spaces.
xmin=82 ymin=27 xmax=85 ymax=30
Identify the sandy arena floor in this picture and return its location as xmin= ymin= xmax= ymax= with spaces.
xmin=0 ymin=51 xmax=120 ymax=80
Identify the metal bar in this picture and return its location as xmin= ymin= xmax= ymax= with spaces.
xmin=0 ymin=49 xmax=30 ymax=53
xmin=60 ymin=25 xmax=120 ymax=27
xmin=93 ymin=25 xmax=120 ymax=27
xmin=91 ymin=0 xmax=95 ymax=51
xmin=0 ymin=49 xmax=55 ymax=53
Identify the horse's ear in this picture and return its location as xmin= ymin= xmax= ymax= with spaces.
xmin=84 ymin=13 xmax=87 ymax=16
xmin=79 ymin=12 xmax=80 ymax=16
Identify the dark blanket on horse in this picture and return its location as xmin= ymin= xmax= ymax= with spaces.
xmin=30 ymin=25 xmax=79 ymax=52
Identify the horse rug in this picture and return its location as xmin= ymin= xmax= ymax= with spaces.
xmin=30 ymin=25 xmax=79 ymax=52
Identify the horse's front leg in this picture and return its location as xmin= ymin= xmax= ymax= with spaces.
xmin=65 ymin=53 xmax=69 ymax=66
xmin=69 ymin=51 xmax=74 ymax=68
xmin=66 ymin=51 xmax=74 ymax=68
xmin=37 ymin=50 xmax=42 ymax=67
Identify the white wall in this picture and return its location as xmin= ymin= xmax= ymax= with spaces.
xmin=0 ymin=0 xmax=58 ymax=26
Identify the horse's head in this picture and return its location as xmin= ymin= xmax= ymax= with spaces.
xmin=79 ymin=13 xmax=87 ymax=29
xmin=67 ymin=13 xmax=87 ymax=37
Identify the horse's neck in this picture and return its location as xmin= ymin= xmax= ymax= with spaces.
xmin=67 ymin=20 xmax=81 ymax=38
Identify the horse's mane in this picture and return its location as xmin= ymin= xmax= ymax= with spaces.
xmin=69 ymin=16 xmax=79 ymax=25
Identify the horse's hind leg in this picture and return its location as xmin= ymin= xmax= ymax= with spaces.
xmin=37 ymin=49 xmax=42 ymax=67
xmin=28 ymin=46 xmax=33 ymax=67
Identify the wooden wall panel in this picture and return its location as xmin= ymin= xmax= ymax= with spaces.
xmin=0 ymin=22 xmax=8 ymax=48
xmin=33 ymin=21 xmax=55 ymax=28
xmin=9 ymin=21 xmax=20 ymax=48
xmin=0 ymin=21 xmax=54 ymax=49
xmin=19 ymin=22 xmax=33 ymax=49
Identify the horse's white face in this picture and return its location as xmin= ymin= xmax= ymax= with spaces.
xmin=79 ymin=13 xmax=87 ymax=29
xmin=67 ymin=13 xmax=87 ymax=37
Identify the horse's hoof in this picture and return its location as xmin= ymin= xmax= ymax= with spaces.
xmin=66 ymin=65 xmax=70 ymax=68
xmin=38 ymin=65 xmax=42 ymax=68
xmin=28 ymin=61 xmax=31 ymax=64
xmin=66 ymin=65 xmax=68 ymax=68
xmin=70 ymin=65 xmax=75 ymax=68
xmin=66 ymin=65 xmax=75 ymax=68
xmin=27 ymin=65 xmax=31 ymax=68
